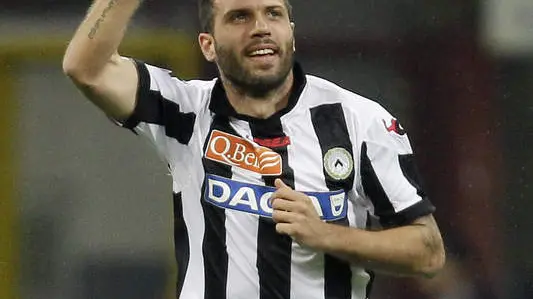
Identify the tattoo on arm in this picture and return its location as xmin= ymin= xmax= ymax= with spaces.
xmin=88 ymin=0 xmax=118 ymax=39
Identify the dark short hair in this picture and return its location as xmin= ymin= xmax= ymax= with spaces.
xmin=198 ymin=0 xmax=293 ymax=33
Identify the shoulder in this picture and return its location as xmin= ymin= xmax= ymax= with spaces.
xmin=181 ymin=77 xmax=218 ymax=93
xmin=304 ymin=74 xmax=394 ymax=130
xmin=177 ymin=78 xmax=218 ymax=113
xmin=139 ymin=61 xmax=217 ymax=97
xmin=145 ymin=63 xmax=216 ymax=92
xmin=142 ymin=62 xmax=217 ymax=112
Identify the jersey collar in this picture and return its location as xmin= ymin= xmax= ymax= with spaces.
xmin=208 ymin=62 xmax=307 ymax=122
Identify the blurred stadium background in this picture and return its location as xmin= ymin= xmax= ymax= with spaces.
xmin=1 ymin=0 xmax=532 ymax=298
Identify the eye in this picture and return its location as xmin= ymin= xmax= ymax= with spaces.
xmin=267 ymin=9 xmax=283 ymax=18
xmin=230 ymin=11 xmax=249 ymax=23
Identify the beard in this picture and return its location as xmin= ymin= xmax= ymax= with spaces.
xmin=214 ymin=39 xmax=294 ymax=98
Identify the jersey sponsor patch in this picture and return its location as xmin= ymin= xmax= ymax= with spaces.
xmin=204 ymin=174 xmax=348 ymax=221
xmin=205 ymin=130 xmax=282 ymax=176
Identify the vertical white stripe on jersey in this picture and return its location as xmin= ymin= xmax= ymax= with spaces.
xmin=224 ymin=122 xmax=260 ymax=299
xmin=175 ymin=107 xmax=216 ymax=299
xmin=364 ymin=141 xmax=422 ymax=212
xmin=176 ymin=189 xmax=205 ymax=298
xmin=175 ymin=154 xmax=206 ymax=298
xmin=350 ymin=268 xmax=372 ymax=299
xmin=290 ymin=243 xmax=326 ymax=299
xmin=225 ymin=210 xmax=260 ymax=299
xmin=283 ymin=114 xmax=327 ymax=299
xmin=346 ymin=191 xmax=361 ymax=229
xmin=342 ymin=104 xmax=370 ymax=231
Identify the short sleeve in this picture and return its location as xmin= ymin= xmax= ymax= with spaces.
xmin=360 ymin=107 xmax=435 ymax=228
xmin=120 ymin=60 xmax=198 ymax=146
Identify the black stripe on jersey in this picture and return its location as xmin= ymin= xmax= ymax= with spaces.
xmin=399 ymin=154 xmax=426 ymax=198
xmin=360 ymin=141 xmax=395 ymax=227
xmin=310 ymin=103 xmax=353 ymax=299
xmin=360 ymin=143 xmax=436 ymax=227
xmin=396 ymin=154 xmax=436 ymax=222
xmin=201 ymin=115 xmax=236 ymax=299
xmin=250 ymin=120 xmax=293 ymax=299
xmin=310 ymin=103 xmax=355 ymax=191
xmin=173 ymin=192 xmax=190 ymax=297
xmin=123 ymin=60 xmax=196 ymax=145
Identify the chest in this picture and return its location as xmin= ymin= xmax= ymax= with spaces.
xmin=198 ymin=116 xmax=357 ymax=193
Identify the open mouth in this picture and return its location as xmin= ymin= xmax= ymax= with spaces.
xmin=248 ymin=48 xmax=276 ymax=57
xmin=245 ymin=43 xmax=280 ymax=59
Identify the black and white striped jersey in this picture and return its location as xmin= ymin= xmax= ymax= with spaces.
xmin=121 ymin=60 xmax=435 ymax=299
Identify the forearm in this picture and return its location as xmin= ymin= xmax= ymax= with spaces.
xmin=63 ymin=0 xmax=142 ymax=80
xmin=317 ymin=216 xmax=445 ymax=277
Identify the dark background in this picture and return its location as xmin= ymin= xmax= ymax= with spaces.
xmin=1 ymin=1 xmax=532 ymax=298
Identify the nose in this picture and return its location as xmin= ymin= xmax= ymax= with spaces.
xmin=250 ymin=15 xmax=271 ymax=37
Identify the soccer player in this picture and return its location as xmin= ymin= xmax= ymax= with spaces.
xmin=63 ymin=0 xmax=446 ymax=298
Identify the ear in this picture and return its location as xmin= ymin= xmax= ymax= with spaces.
xmin=198 ymin=33 xmax=216 ymax=62
xmin=290 ymin=22 xmax=296 ymax=52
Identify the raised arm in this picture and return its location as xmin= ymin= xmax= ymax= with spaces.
xmin=62 ymin=0 xmax=143 ymax=121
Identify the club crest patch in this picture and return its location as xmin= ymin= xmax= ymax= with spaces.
xmin=324 ymin=147 xmax=353 ymax=180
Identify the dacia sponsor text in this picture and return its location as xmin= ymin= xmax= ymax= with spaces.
xmin=204 ymin=175 xmax=348 ymax=221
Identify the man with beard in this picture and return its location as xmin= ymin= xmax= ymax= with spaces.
xmin=63 ymin=0 xmax=445 ymax=298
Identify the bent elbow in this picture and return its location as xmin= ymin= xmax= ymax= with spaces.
xmin=62 ymin=56 xmax=91 ymax=85
xmin=62 ymin=58 xmax=76 ymax=78
xmin=63 ymin=67 xmax=82 ymax=84
xmin=62 ymin=52 xmax=119 ymax=85
xmin=419 ymin=248 xmax=446 ymax=278
xmin=62 ymin=48 xmax=81 ymax=77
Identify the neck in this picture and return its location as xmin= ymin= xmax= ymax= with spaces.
xmin=221 ymin=71 xmax=294 ymax=119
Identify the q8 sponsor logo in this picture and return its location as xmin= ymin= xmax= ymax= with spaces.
xmin=204 ymin=175 xmax=348 ymax=221
xmin=205 ymin=130 xmax=282 ymax=176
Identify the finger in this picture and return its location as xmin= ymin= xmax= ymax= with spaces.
xmin=272 ymin=209 xmax=295 ymax=223
xmin=275 ymin=223 xmax=294 ymax=236
xmin=270 ymin=189 xmax=289 ymax=203
xmin=271 ymin=187 xmax=299 ymax=202
xmin=272 ymin=198 xmax=303 ymax=212
xmin=275 ymin=178 xmax=289 ymax=190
